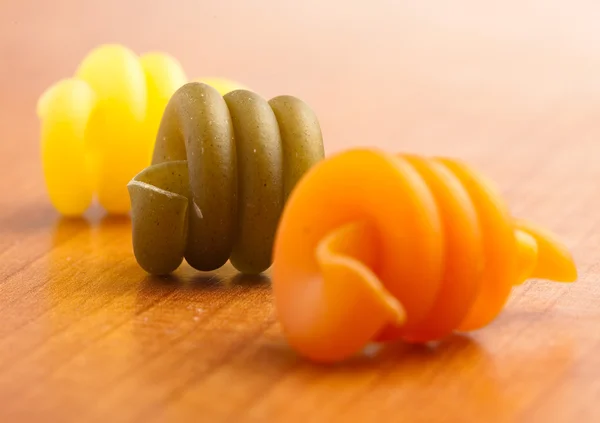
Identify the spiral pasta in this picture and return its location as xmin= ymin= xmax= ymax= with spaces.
xmin=38 ymin=44 xmax=244 ymax=216
xmin=127 ymin=82 xmax=325 ymax=275
xmin=272 ymin=149 xmax=578 ymax=363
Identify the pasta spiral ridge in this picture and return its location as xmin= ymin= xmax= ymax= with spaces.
xmin=128 ymin=82 xmax=325 ymax=275
xmin=272 ymin=149 xmax=577 ymax=363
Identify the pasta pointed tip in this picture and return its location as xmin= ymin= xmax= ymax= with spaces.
xmin=514 ymin=220 xmax=578 ymax=283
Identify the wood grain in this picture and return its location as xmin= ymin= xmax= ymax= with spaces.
xmin=2 ymin=1 xmax=600 ymax=422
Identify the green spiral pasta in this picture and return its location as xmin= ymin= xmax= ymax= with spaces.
xmin=128 ymin=82 xmax=325 ymax=275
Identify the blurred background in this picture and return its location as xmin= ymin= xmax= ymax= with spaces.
xmin=3 ymin=0 xmax=600 ymax=162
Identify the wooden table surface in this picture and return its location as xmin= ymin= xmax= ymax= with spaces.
xmin=2 ymin=1 xmax=600 ymax=422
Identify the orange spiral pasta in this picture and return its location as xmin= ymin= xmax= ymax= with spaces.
xmin=272 ymin=149 xmax=577 ymax=363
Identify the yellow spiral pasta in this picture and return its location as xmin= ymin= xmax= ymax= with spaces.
xmin=272 ymin=149 xmax=578 ymax=363
xmin=37 ymin=44 xmax=244 ymax=216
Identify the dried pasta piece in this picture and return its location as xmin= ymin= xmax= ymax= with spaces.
xmin=128 ymin=82 xmax=325 ymax=275
xmin=272 ymin=149 xmax=577 ymax=363
xmin=38 ymin=44 xmax=245 ymax=216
